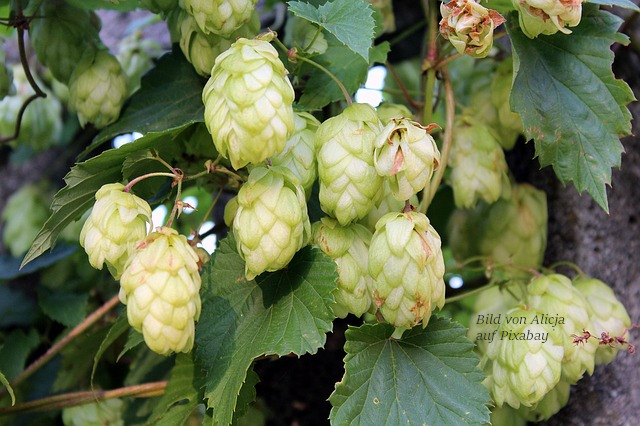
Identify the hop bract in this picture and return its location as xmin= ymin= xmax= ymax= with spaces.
xmin=120 ymin=227 xmax=202 ymax=355
xmin=439 ymin=0 xmax=505 ymax=58
xmin=490 ymin=59 xmax=523 ymax=150
xmin=574 ymin=276 xmax=631 ymax=365
xmin=79 ymin=183 xmax=152 ymax=279
xmin=360 ymin=180 xmax=417 ymax=232
xmin=447 ymin=123 xmax=510 ymax=209
xmin=376 ymin=102 xmax=412 ymax=125
xmin=484 ymin=307 xmax=565 ymax=408
xmin=117 ymin=31 xmax=163 ymax=94
xmin=183 ymin=0 xmax=258 ymax=36
xmin=271 ymin=112 xmax=320 ymax=198
xmin=374 ymin=118 xmax=440 ymax=201
xmin=312 ymin=217 xmax=373 ymax=318
xmin=513 ymin=0 xmax=583 ymax=38
xmin=519 ymin=380 xmax=570 ymax=422
xmin=203 ymin=37 xmax=295 ymax=169
xmin=69 ymin=50 xmax=128 ymax=128
xmin=526 ymin=274 xmax=598 ymax=383
xmin=317 ymin=103 xmax=384 ymax=225
xmin=233 ymin=166 xmax=311 ymax=280
xmin=368 ymin=211 xmax=445 ymax=330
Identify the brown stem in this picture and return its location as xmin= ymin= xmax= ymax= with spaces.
xmin=385 ymin=61 xmax=421 ymax=109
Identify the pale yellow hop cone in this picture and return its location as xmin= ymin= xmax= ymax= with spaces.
xmin=202 ymin=37 xmax=295 ymax=169
xmin=183 ymin=0 xmax=258 ymax=36
xmin=376 ymin=102 xmax=413 ymax=125
xmin=233 ymin=166 xmax=311 ymax=280
xmin=360 ymin=180 xmax=417 ymax=232
xmin=120 ymin=227 xmax=202 ymax=355
xmin=312 ymin=217 xmax=373 ymax=318
xmin=368 ymin=211 xmax=445 ymax=330
xmin=519 ymin=380 xmax=571 ymax=422
xmin=513 ymin=0 xmax=583 ymax=38
xmin=80 ymin=183 xmax=151 ymax=279
xmin=373 ymin=118 xmax=440 ymax=201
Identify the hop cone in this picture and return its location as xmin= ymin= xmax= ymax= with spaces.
xmin=233 ymin=166 xmax=311 ymax=280
xmin=183 ymin=0 xmax=258 ymax=36
xmin=69 ymin=50 xmax=128 ymax=128
xmin=360 ymin=180 xmax=417 ymax=232
xmin=513 ymin=0 xmax=583 ymax=38
xmin=120 ymin=227 xmax=201 ymax=355
xmin=374 ymin=118 xmax=440 ymax=201
xmin=203 ymin=37 xmax=295 ymax=169
xmin=270 ymin=112 xmax=319 ymax=199
xmin=447 ymin=123 xmax=510 ymax=209
xmin=1 ymin=183 xmax=51 ymax=257
xmin=29 ymin=1 xmax=101 ymax=84
xmin=312 ymin=217 xmax=373 ymax=318
xmin=526 ymin=274 xmax=598 ymax=383
xmin=376 ymin=102 xmax=412 ymax=125
xmin=117 ymin=31 xmax=163 ymax=94
xmin=439 ymin=0 xmax=505 ymax=58
xmin=490 ymin=59 xmax=522 ymax=150
xmin=368 ymin=211 xmax=445 ymax=330
xmin=574 ymin=276 xmax=631 ymax=365
xmin=483 ymin=307 xmax=565 ymax=408
xmin=224 ymin=196 xmax=239 ymax=227
xmin=317 ymin=103 xmax=384 ymax=225
xmin=0 ymin=50 xmax=12 ymax=100
xmin=467 ymin=286 xmax=522 ymax=354
xmin=490 ymin=405 xmax=526 ymax=426
xmin=139 ymin=0 xmax=176 ymax=15
xmin=62 ymin=398 xmax=123 ymax=426
xmin=179 ymin=11 xmax=259 ymax=76
xmin=519 ymin=380 xmax=570 ymax=422
xmin=80 ymin=183 xmax=151 ymax=279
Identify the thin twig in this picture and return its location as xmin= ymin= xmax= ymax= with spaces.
xmin=385 ymin=61 xmax=421 ymax=109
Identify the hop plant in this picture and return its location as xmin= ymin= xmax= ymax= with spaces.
xmin=1 ymin=183 xmax=51 ymax=257
xmin=233 ymin=166 xmax=311 ymax=280
xmin=80 ymin=183 xmax=152 ymax=279
xmin=368 ymin=211 xmax=445 ymax=331
xmin=467 ymin=286 xmax=521 ymax=354
xmin=183 ymin=0 xmax=258 ymax=36
xmin=439 ymin=0 xmax=505 ymax=58
xmin=483 ymin=307 xmax=565 ymax=408
xmin=312 ymin=217 xmax=373 ymax=318
xmin=179 ymin=11 xmax=259 ymax=76
xmin=202 ymin=36 xmax=295 ymax=169
xmin=513 ymin=0 xmax=583 ymax=38
xmin=360 ymin=181 xmax=417 ymax=232
xmin=490 ymin=59 xmax=523 ymax=150
xmin=376 ymin=102 xmax=413 ymax=125
xmin=120 ymin=227 xmax=202 ymax=355
xmin=373 ymin=118 xmax=440 ymax=201
xmin=317 ymin=103 xmax=384 ymax=225
xmin=519 ymin=380 xmax=571 ymax=422
xmin=69 ymin=50 xmax=128 ymax=128
xmin=29 ymin=1 xmax=101 ymax=84
xmin=139 ymin=0 xmax=176 ymax=15
xmin=447 ymin=122 xmax=510 ymax=209
xmin=574 ymin=276 xmax=631 ymax=365
xmin=117 ymin=31 xmax=163 ymax=94
xmin=271 ymin=112 xmax=320 ymax=198
xmin=62 ymin=398 xmax=124 ymax=426
xmin=526 ymin=274 xmax=598 ymax=384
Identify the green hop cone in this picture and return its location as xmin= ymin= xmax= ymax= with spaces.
xmin=312 ymin=217 xmax=373 ymax=318
xmin=224 ymin=196 xmax=239 ymax=227
xmin=368 ymin=211 xmax=445 ymax=330
xmin=1 ymin=183 xmax=51 ymax=257
xmin=62 ymin=398 xmax=123 ymax=426
xmin=271 ymin=112 xmax=320 ymax=199
xmin=117 ymin=31 xmax=163 ymax=94
xmin=490 ymin=405 xmax=526 ymax=426
xmin=203 ymin=37 xmax=295 ymax=169
xmin=439 ymin=0 xmax=505 ymax=58
xmin=183 ymin=0 xmax=258 ymax=36
xmin=374 ymin=118 xmax=440 ymax=201
xmin=79 ymin=183 xmax=152 ymax=279
xmin=29 ymin=1 xmax=101 ymax=84
xmin=120 ymin=227 xmax=202 ymax=355
xmin=0 ymin=51 xmax=12 ymax=100
xmin=513 ymin=0 xmax=583 ymax=38
xmin=519 ymin=380 xmax=571 ymax=422
xmin=69 ymin=50 xmax=128 ymax=128
xmin=526 ymin=274 xmax=598 ymax=384
xmin=233 ymin=166 xmax=311 ymax=280
xmin=376 ymin=102 xmax=412 ymax=125
xmin=360 ymin=180 xmax=417 ymax=232
xmin=490 ymin=59 xmax=522 ymax=150
xmin=139 ymin=0 xmax=176 ymax=15
xmin=179 ymin=11 xmax=259 ymax=76
xmin=574 ymin=276 xmax=631 ymax=365
xmin=483 ymin=307 xmax=565 ymax=409
xmin=317 ymin=103 xmax=384 ymax=225
xmin=447 ymin=123 xmax=510 ymax=209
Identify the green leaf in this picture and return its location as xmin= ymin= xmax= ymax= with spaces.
xmin=508 ymin=6 xmax=634 ymax=212
xmin=0 ymin=286 xmax=38 ymax=328
xmin=329 ymin=319 xmax=491 ymax=425
xmin=0 ymin=329 xmax=39 ymax=381
xmin=288 ymin=0 xmax=376 ymax=61
xmin=231 ymin=366 xmax=260 ymax=426
xmin=38 ymin=288 xmax=88 ymax=327
xmin=118 ymin=328 xmax=145 ymax=361
xmin=588 ymin=0 xmax=640 ymax=12
xmin=66 ymin=0 xmax=141 ymax=11
xmin=195 ymin=235 xmax=337 ymax=426
xmin=0 ymin=371 xmax=15 ymax=406
xmin=21 ymin=128 xmax=186 ymax=268
xmin=0 ymin=243 xmax=76 ymax=280
xmin=147 ymin=354 xmax=201 ymax=425
xmin=85 ymin=49 xmax=206 ymax=156
xmin=92 ymin=311 xmax=129 ymax=386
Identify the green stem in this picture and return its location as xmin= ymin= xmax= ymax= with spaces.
xmin=295 ymin=56 xmax=353 ymax=105
xmin=303 ymin=25 xmax=323 ymax=52
xmin=166 ymin=179 xmax=183 ymax=228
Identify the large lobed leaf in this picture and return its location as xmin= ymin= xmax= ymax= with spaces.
xmin=508 ymin=5 xmax=635 ymax=212
xmin=195 ymin=235 xmax=338 ymax=426
xmin=329 ymin=320 xmax=491 ymax=425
